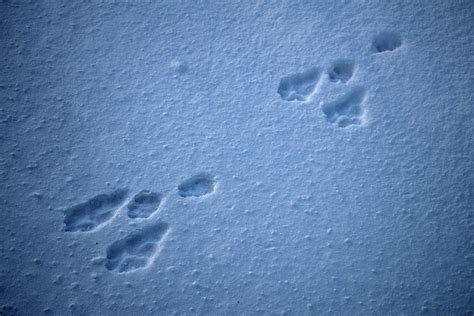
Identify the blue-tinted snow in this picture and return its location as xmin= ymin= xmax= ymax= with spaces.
xmin=0 ymin=1 xmax=472 ymax=315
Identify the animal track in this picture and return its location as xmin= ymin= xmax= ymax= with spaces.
xmin=64 ymin=189 xmax=128 ymax=232
xmin=277 ymin=68 xmax=321 ymax=101
xmin=372 ymin=32 xmax=402 ymax=53
xmin=321 ymin=87 xmax=367 ymax=128
xmin=328 ymin=59 xmax=354 ymax=83
xmin=104 ymin=222 xmax=169 ymax=273
xmin=127 ymin=190 xmax=163 ymax=219
xmin=1 ymin=304 xmax=19 ymax=316
xmin=178 ymin=173 xmax=216 ymax=197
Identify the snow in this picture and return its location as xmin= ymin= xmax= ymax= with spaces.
xmin=0 ymin=0 xmax=472 ymax=315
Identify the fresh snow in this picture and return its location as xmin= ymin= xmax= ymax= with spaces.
xmin=0 ymin=1 xmax=473 ymax=315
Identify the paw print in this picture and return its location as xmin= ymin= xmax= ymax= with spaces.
xmin=277 ymin=31 xmax=402 ymax=128
xmin=60 ymin=173 xmax=217 ymax=273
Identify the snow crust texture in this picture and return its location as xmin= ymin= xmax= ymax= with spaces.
xmin=1 ymin=1 xmax=472 ymax=315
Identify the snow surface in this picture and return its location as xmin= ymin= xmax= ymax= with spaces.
xmin=0 ymin=1 xmax=473 ymax=315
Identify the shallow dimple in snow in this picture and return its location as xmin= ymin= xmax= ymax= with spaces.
xmin=104 ymin=222 xmax=169 ymax=273
xmin=321 ymin=87 xmax=367 ymax=128
xmin=328 ymin=59 xmax=355 ymax=84
xmin=372 ymin=31 xmax=402 ymax=53
xmin=178 ymin=173 xmax=216 ymax=197
xmin=63 ymin=189 xmax=128 ymax=232
xmin=127 ymin=190 xmax=163 ymax=219
xmin=277 ymin=68 xmax=321 ymax=102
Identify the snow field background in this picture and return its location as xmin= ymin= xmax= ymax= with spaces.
xmin=0 ymin=1 xmax=472 ymax=315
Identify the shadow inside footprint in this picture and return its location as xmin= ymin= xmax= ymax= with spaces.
xmin=372 ymin=32 xmax=402 ymax=53
xmin=104 ymin=222 xmax=169 ymax=273
xmin=127 ymin=190 xmax=163 ymax=219
xmin=277 ymin=68 xmax=321 ymax=102
xmin=321 ymin=88 xmax=367 ymax=128
xmin=328 ymin=59 xmax=354 ymax=84
xmin=178 ymin=173 xmax=216 ymax=198
xmin=64 ymin=188 xmax=128 ymax=232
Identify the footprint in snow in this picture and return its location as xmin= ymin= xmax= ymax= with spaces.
xmin=61 ymin=173 xmax=217 ymax=273
xmin=277 ymin=31 xmax=402 ymax=128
